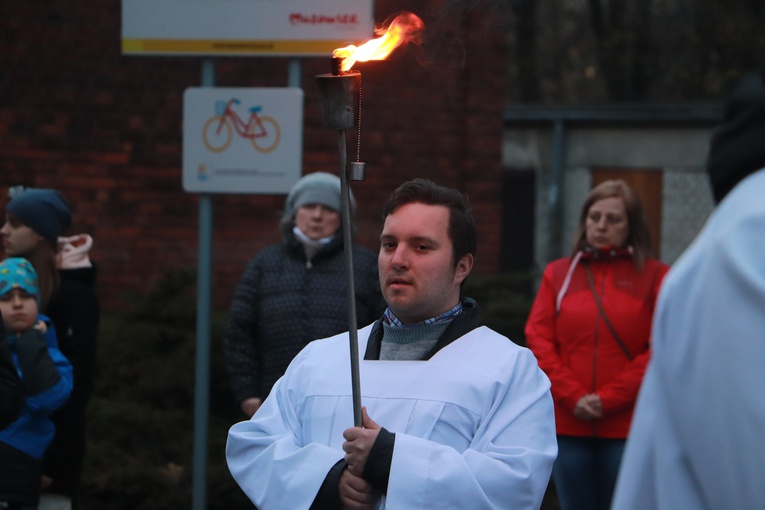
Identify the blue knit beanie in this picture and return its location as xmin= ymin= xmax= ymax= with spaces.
xmin=6 ymin=189 xmax=72 ymax=244
xmin=0 ymin=257 xmax=40 ymax=303
xmin=285 ymin=172 xmax=356 ymax=218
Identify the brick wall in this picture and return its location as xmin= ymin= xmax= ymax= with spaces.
xmin=0 ymin=0 xmax=509 ymax=310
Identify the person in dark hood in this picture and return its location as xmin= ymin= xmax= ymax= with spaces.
xmin=613 ymin=67 xmax=765 ymax=509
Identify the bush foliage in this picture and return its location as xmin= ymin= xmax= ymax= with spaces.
xmin=463 ymin=270 xmax=536 ymax=346
xmin=80 ymin=270 xmax=251 ymax=509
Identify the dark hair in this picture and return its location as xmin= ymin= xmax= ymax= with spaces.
xmin=571 ymin=179 xmax=653 ymax=269
xmin=382 ymin=178 xmax=476 ymax=267
xmin=4 ymin=212 xmax=60 ymax=310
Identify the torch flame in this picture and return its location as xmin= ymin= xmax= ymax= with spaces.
xmin=333 ymin=12 xmax=424 ymax=72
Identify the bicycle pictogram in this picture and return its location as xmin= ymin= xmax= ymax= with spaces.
xmin=202 ymin=98 xmax=281 ymax=154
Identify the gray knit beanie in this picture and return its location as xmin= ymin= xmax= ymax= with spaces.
xmin=284 ymin=172 xmax=355 ymax=217
xmin=6 ymin=189 xmax=72 ymax=244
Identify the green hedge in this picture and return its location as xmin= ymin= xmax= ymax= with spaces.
xmin=462 ymin=270 xmax=536 ymax=346
xmin=80 ymin=270 xmax=251 ymax=509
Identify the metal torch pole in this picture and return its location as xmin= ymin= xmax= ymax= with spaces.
xmin=315 ymin=69 xmax=364 ymax=428
xmin=337 ymin=130 xmax=363 ymax=427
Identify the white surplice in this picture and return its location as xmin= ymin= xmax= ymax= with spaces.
xmin=227 ymin=323 xmax=557 ymax=510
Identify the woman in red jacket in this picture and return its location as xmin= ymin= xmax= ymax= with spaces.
xmin=525 ymin=179 xmax=668 ymax=510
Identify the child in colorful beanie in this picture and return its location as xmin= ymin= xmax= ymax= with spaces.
xmin=0 ymin=257 xmax=73 ymax=510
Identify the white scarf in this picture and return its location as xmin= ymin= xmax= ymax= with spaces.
xmin=292 ymin=226 xmax=335 ymax=266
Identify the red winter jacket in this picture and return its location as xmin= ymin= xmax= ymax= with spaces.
xmin=525 ymin=253 xmax=668 ymax=438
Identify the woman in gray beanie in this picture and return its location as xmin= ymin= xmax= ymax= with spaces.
xmin=2 ymin=187 xmax=100 ymax=510
xmin=224 ymin=172 xmax=386 ymax=418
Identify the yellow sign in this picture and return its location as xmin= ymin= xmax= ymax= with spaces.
xmin=122 ymin=39 xmax=347 ymax=56
xmin=122 ymin=0 xmax=374 ymax=57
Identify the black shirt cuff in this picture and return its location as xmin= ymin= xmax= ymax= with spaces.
xmin=310 ymin=458 xmax=347 ymax=510
xmin=363 ymin=427 xmax=395 ymax=494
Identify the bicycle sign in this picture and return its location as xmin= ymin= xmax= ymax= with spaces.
xmin=183 ymin=87 xmax=303 ymax=194
xmin=203 ymin=98 xmax=281 ymax=153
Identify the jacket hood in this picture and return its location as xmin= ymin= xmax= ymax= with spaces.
xmin=707 ymin=68 xmax=765 ymax=204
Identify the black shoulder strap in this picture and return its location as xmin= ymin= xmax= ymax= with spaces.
xmin=363 ymin=298 xmax=482 ymax=361
xmin=584 ymin=264 xmax=635 ymax=361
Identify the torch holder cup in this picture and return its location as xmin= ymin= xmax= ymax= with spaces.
xmin=315 ymin=72 xmax=361 ymax=130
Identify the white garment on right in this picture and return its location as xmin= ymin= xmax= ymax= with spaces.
xmin=612 ymin=167 xmax=765 ymax=510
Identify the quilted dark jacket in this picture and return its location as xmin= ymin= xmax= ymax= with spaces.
xmin=224 ymin=230 xmax=385 ymax=405
xmin=0 ymin=322 xmax=23 ymax=430
xmin=43 ymin=265 xmax=100 ymax=498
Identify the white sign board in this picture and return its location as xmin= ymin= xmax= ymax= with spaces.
xmin=183 ymin=87 xmax=303 ymax=194
xmin=122 ymin=0 xmax=373 ymax=56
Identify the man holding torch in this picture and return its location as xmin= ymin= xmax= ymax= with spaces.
xmin=227 ymin=179 xmax=557 ymax=510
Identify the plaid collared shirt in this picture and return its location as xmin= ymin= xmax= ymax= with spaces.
xmin=383 ymin=302 xmax=463 ymax=328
